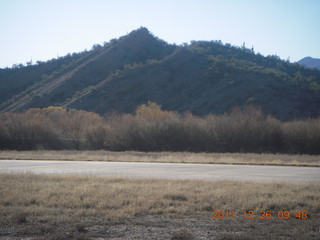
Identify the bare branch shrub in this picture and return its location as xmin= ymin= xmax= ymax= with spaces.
xmin=0 ymin=103 xmax=319 ymax=154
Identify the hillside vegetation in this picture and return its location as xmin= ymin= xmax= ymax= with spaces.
xmin=0 ymin=104 xmax=319 ymax=154
xmin=1 ymin=27 xmax=320 ymax=120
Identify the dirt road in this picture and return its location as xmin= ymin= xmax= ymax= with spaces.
xmin=1 ymin=160 xmax=319 ymax=182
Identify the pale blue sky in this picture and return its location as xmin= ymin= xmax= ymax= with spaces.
xmin=0 ymin=0 xmax=319 ymax=68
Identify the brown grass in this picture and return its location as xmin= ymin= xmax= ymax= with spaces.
xmin=0 ymin=173 xmax=319 ymax=239
xmin=0 ymin=150 xmax=319 ymax=167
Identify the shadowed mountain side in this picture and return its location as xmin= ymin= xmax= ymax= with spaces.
xmin=68 ymin=48 xmax=320 ymax=120
xmin=27 ymin=28 xmax=176 ymax=109
xmin=0 ymin=52 xmax=89 ymax=104
xmin=0 ymin=27 xmax=176 ymax=111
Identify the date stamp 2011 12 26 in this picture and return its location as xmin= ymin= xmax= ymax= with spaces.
xmin=211 ymin=210 xmax=309 ymax=220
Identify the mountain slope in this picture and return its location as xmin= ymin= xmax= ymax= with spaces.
xmin=0 ymin=27 xmax=176 ymax=111
xmin=1 ymin=27 xmax=320 ymax=120
xmin=297 ymin=57 xmax=320 ymax=70
xmin=67 ymin=46 xmax=320 ymax=120
xmin=0 ymin=51 xmax=88 ymax=105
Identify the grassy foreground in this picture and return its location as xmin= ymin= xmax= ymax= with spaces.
xmin=1 ymin=150 xmax=320 ymax=167
xmin=0 ymin=173 xmax=319 ymax=239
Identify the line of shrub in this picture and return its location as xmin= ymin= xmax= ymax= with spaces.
xmin=0 ymin=103 xmax=319 ymax=154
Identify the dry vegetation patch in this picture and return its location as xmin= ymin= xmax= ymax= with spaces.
xmin=0 ymin=173 xmax=319 ymax=239
xmin=1 ymin=105 xmax=320 ymax=155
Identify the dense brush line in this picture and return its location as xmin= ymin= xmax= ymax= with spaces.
xmin=0 ymin=103 xmax=319 ymax=154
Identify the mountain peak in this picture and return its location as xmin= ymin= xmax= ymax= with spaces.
xmin=116 ymin=27 xmax=157 ymax=45
xmin=115 ymin=26 xmax=173 ymax=55
xmin=132 ymin=26 xmax=150 ymax=34
xmin=126 ymin=27 xmax=151 ymax=38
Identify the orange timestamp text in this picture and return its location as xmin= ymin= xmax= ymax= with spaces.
xmin=211 ymin=210 xmax=309 ymax=220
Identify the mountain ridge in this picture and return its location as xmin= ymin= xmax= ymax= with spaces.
xmin=297 ymin=56 xmax=320 ymax=70
xmin=1 ymin=27 xmax=320 ymax=120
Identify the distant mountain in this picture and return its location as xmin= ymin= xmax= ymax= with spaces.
xmin=1 ymin=27 xmax=320 ymax=120
xmin=297 ymin=57 xmax=320 ymax=70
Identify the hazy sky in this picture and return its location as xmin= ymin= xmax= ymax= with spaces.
xmin=0 ymin=0 xmax=319 ymax=68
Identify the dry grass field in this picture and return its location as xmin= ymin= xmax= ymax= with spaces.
xmin=0 ymin=173 xmax=319 ymax=239
xmin=1 ymin=150 xmax=320 ymax=167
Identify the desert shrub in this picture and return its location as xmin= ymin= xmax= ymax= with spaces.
xmin=104 ymin=102 xmax=183 ymax=151
xmin=86 ymin=124 xmax=109 ymax=149
xmin=209 ymin=107 xmax=283 ymax=153
xmin=103 ymin=113 xmax=137 ymax=151
xmin=0 ymin=107 xmax=106 ymax=150
xmin=0 ymin=111 xmax=63 ymax=150
xmin=283 ymin=119 xmax=320 ymax=154
xmin=0 ymin=103 xmax=319 ymax=154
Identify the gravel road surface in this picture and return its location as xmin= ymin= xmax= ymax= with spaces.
xmin=1 ymin=160 xmax=319 ymax=183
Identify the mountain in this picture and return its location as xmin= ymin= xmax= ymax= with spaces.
xmin=1 ymin=27 xmax=320 ymax=120
xmin=297 ymin=57 xmax=320 ymax=71
xmin=0 ymin=27 xmax=175 ymax=112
